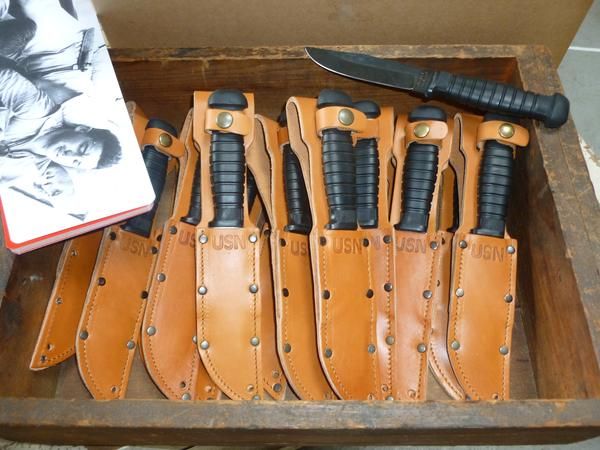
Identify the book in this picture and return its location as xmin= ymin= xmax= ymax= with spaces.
xmin=0 ymin=0 xmax=155 ymax=254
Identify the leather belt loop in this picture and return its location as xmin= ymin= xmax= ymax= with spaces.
xmin=315 ymin=105 xmax=367 ymax=136
xmin=205 ymin=108 xmax=253 ymax=136
xmin=405 ymin=120 xmax=449 ymax=146
xmin=142 ymin=128 xmax=185 ymax=159
xmin=476 ymin=120 xmax=529 ymax=148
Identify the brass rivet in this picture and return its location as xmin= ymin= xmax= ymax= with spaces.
xmin=157 ymin=234 xmax=163 ymax=242
xmin=417 ymin=343 xmax=427 ymax=353
xmin=384 ymin=283 xmax=393 ymax=292
xmin=386 ymin=396 xmax=394 ymax=401
xmin=338 ymin=108 xmax=354 ymax=126
xmin=151 ymin=246 xmax=158 ymax=254
xmin=192 ymin=335 xmax=198 ymax=344
xmin=250 ymin=336 xmax=260 ymax=346
xmin=273 ymin=383 xmax=282 ymax=393
xmin=98 ymin=277 xmax=106 ymax=286
xmin=252 ymin=395 xmax=261 ymax=400
xmin=249 ymin=234 xmax=258 ymax=243
xmin=79 ymin=330 xmax=89 ymax=340
xmin=423 ymin=290 xmax=433 ymax=299
xmin=141 ymin=291 xmax=149 ymax=299
xmin=500 ymin=345 xmax=510 ymax=355
xmin=216 ymin=111 xmax=234 ymax=129
xmin=324 ymin=348 xmax=333 ymax=358
xmin=199 ymin=234 xmax=208 ymax=244
xmin=159 ymin=133 xmax=172 ymax=147
xmin=200 ymin=340 xmax=209 ymax=350
xmin=414 ymin=123 xmax=430 ymax=138
xmin=366 ymin=289 xmax=374 ymax=298
xmin=368 ymin=344 xmax=376 ymax=354
xmin=383 ymin=235 xmax=392 ymax=244
xmin=459 ymin=240 xmax=468 ymax=249
xmin=507 ymin=245 xmax=516 ymax=254
xmin=280 ymin=238 xmax=287 ymax=247
xmin=55 ymin=297 xmax=63 ymax=305
xmin=40 ymin=355 xmax=47 ymax=363
xmin=456 ymin=288 xmax=465 ymax=297
xmin=504 ymin=294 xmax=514 ymax=303
xmin=198 ymin=285 xmax=208 ymax=295
xmin=499 ymin=123 xmax=515 ymax=139
xmin=284 ymin=343 xmax=292 ymax=353
xmin=169 ymin=225 xmax=177 ymax=235
xmin=181 ymin=393 xmax=191 ymax=401
xmin=126 ymin=340 xmax=136 ymax=350
xmin=109 ymin=231 xmax=116 ymax=240
xmin=451 ymin=340 xmax=460 ymax=350
xmin=146 ymin=326 xmax=156 ymax=336
xmin=319 ymin=236 xmax=327 ymax=246
xmin=157 ymin=273 xmax=166 ymax=282
xmin=386 ymin=335 xmax=395 ymax=345
xmin=272 ymin=370 xmax=280 ymax=378
xmin=282 ymin=288 xmax=289 ymax=297
xmin=249 ymin=284 xmax=259 ymax=294
xmin=430 ymin=241 xmax=439 ymax=250
xmin=363 ymin=238 xmax=369 ymax=247
xmin=322 ymin=290 xmax=331 ymax=300
xmin=247 ymin=384 xmax=255 ymax=392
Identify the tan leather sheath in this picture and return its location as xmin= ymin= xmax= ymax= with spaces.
xmin=446 ymin=114 xmax=528 ymax=400
xmin=254 ymin=115 xmax=334 ymax=400
xmin=194 ymin=91 xmax=271 ymax=400
xmin=390 ymin=115 xmax=453 ymax=401
xmin=286 ymin=97 xmax=396 ymax=400
xmin=140 ymin=111 xmax=220 ymax=401
xmin=76 ymin=125 xmax=181 ymax=399
xmin=30 ymin=105 xmax=149 ymax=371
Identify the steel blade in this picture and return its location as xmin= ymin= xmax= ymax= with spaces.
xmin=305 ymin=47 xmax=424 ymax=91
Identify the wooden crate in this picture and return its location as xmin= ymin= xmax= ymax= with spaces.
xmin=0 ymin=45 xmax=598 ymax=446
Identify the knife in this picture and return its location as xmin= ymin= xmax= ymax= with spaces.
xmin=278 ymin=112 xmax=312 ymax=235
xmin=305 ymin=47 xmax=569 ymax=129
xmin=207 ymin=89 xmax=247 ymax=228
xmin=353 ymin=100 xmax=380 ymax=229
xmin=396 ymin=105 xmax=447 ymax=233
xmin=473 ymin=113 xmax=517 ymax=238
xmin=318 ymin=89 xmax=358 ymax=230
xmin=121 ymin=119 xmax=174 ymax=236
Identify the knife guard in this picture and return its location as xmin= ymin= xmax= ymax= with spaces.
xmin=30 ymin=105 xmax=150 ymax=371
xmin=286 ymin=96 xmax=396 ymax=400
xmin=390 ymin=113 xmax=452 ymax=400
xmin=446 ymin=114 xmax=528 ymax=400
xmin=140 ymin=110 xmax=220 ymax=401
xmin=193 ymin=91 xmax=273 ymax=400
xmin=76 ymin=125 xmax=181 ymax=399
xmin=254 ymin=116 xmax=335 ymax=400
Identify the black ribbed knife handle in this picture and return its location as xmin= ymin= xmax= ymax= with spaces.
xmin=283 ymin=144 xmax=312 ymax=234
xmin=396 ymin=106 xmax=447 ymax=233
xmin=473 ymin=114 xmax=517 ymax=238
xmin=181 ymin=158 xmax=201 ymax=225
xmin=207 ymin=89 xmax=248 ymax=228
xmin=428 ymin=71 xmax=569 ymax=129
xmin=354 ymin=100 xmax=380 ymax=229
xmin=121 ymin=119 xmax=175 ymax=237
xmin=317 ymin=89 xmax=357 ymax=230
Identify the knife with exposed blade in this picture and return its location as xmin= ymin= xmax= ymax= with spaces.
xmin=305 ymin=47 xmax=569 ymax=129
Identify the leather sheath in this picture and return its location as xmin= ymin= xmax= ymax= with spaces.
xmin=255 ymin=115 xmax=334 ymax=400
xmin=30 ymin=104 xmax=149 ymax=371
xmin=286 ymin=97 xmax=395 ymax=400
xmin=390 ymin=115 xmax=453 ymax=401
xmin=76 ymin=125 xmax=180 ymax=399
xmin=141 ymin=110 xmax=220 ymax=401
xmin=446 ymin=114 xmax=528 ymax=400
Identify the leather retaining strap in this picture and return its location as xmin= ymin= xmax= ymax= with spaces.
xmin=141 ymin=110 xmax=221 ymax=401
xmin=193 ymin=91 xmax=268 ymax=400
xmin=390 ymin=111 xmax=453 ymax=401
xmin=254 ymin=114 xmax=335 ymax=400
xmin=286 ymin=96 xmax=385 ymax=400
xmin=446 ymin=114 xmax=528 ymax=400
xmin=76 ymin=124 xmax=181 ymax=399
xmin=30 ymin=104 xmax=150 ymax=371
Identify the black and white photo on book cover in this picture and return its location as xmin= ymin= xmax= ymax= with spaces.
xmin=0 ymin=0 xmax=154 ymax=246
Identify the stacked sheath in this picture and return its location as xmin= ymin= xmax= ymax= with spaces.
xmin=29 ymin=89 xmax=529 ymax=401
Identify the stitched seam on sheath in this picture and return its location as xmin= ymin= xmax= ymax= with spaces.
xmin=42 ymin=242 xmax=76 ymax=363
xmin=281 ymin=239 xmax=314 ymax=400
xmin=452 ymin=236 xmax=479 ymax=399
xmin=199 ymin=232 xmax=241 ymax=399
xmin=502 ymin=245 xmax=515 ymax=400
xmin=146 ymin=230 xmax=178 ymax=399
xmin=322 ymin=242 xmax=350 ymax=398
xmin=366 ymin=236 xmax=378 ymax=396
xmin=385 ymin=234 xmax=393 ymax=394
xmin=259 ymin=236 xmax=279 ymax=397
xmin=81 ymin=232 xmax=115 ymax=399
xmin=416 ymin=236 xmax=436 ymax=399
xmin=252 ymin=234 xmax=260 ymax=395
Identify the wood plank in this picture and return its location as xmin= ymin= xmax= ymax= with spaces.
xmin=0 ymin=398 xmax=597 ymax=445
